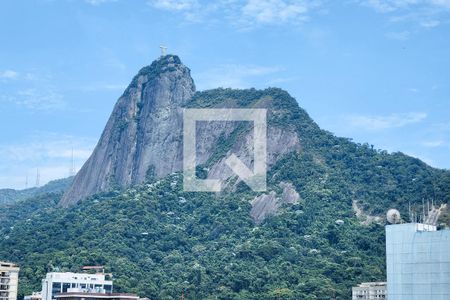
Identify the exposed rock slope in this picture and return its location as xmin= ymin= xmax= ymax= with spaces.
xmin=60 ymin=56 xmax=195 ymax=206
xmin=251 ymin=181 xmax=301 ymax=224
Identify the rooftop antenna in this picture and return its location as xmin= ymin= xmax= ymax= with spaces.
xmin=408 ymin=201 xmax=411 ymax=222
xmin=160 ymin=45 xmax=168 ymax=57
xmin=36 ymin=168 xmax=40 ymax=187
xmin=70 ymin=147 xmax=76 ymax=177
xmin=422 ymin=199 xmax=426 ymax=224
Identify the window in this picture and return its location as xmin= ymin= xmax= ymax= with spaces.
xmin=62 ymin=283 xmax=71 ymax=293
xmin=52 ymin=282 xmax=62 ymax=297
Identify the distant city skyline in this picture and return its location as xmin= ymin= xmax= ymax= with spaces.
xmin=1 ymin=0 xmax=449 ymax=189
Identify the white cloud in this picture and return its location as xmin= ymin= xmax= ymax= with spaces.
xmin=152 ymin=0 xmax=198 ymax=11
xmin=0 ymin=68 xmax=66 ymax=111
xmin=358 ymin=0 xmax=450 ymax=30
xmin=148 ymin=0 xmax=217 ymax=22
xmin=1 ymin=68 xmax=54 ymax=83
xmin=430 ymin=0 xmax=450 ymax=9
xmin=0 ymin=132 xmax=96 ymax=189
xmin=0 ymin=165 xmax=73 ymax=190
xmin=421 ymin=140 xmax=445 ymax=147
xmin=358 ymin=0 xmax=450 ymax=12
xmin=359 ymin=0 xmax=421 ymax=13
xmin=85 ymin=0 xmax=117 ymax=5
xmin=385 ymin=30 xmax=411 ymax=40
xmin=420 ymin=19 xmax=440 ymax=27
xmin=0 ymin=70 xmax=54 ymax=82
xmin=0 ymin=70 xmax=19 ymax=79
xmin=80 ymin=83 xmax=127 ymax=92
xmin=241 ymin=0 xmax=310 ymax=25
xmin=346 ymin=112 xmax=427 ymax=130
xmin=195 ymin=64 xmax=283 ymax=89
xmin=14 ymin=89 xmax=66 ymax=111
xmin=148 ymin=0 xmax=321 ymax=27
xmin=7 ymin=88 xmax=67 ymax=111
xmin=0 ymin=132 xmax=94 ymax=162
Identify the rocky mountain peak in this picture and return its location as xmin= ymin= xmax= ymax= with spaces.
xmin=60 ymin=55 xmax=302 ymax=207
xmin=59 ymin=55 xmax=195 ymax=207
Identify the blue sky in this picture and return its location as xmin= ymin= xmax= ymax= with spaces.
xmin=0 ymin=0 xmax=449 ymax=189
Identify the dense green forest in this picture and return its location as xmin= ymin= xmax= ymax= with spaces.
xmin=1 ymin=174 xmax=387 ymax=299
xmin=0 ymin=177 xmax=72 ymax=205
xmin=1 ymin=88 xmax=450 ymax=299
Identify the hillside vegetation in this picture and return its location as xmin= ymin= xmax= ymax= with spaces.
xmin=0 ymin=177 xmax=73 ymax=205
xmin=1 ymin=88 xmax=449 ymax=299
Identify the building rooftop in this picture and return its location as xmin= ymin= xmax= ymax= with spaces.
xmin=356 ymin=282 xmax=387 ymax=287
xmin=0 ymin=261 xmax=19 ymax=269
xmin=386 ymin=222 xmax=437 ymax=231
xmin=54 ymin=292 xmax=138 ymax=300
xmin=44 ymin=272 xmax=111 ymax=279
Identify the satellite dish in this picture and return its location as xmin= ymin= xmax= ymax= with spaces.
xmin=387 ymin=209 xmax=401 ymax=224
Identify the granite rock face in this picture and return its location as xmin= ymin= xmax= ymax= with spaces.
xmin=250 ymin=182 xmax=300 ymax=224
xmin=60 ymin=55 xmax=195 ymax=207
xmin=60 ymin=55 xmax=302 ymax=207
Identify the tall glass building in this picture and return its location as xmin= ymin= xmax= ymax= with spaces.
xmin=386 ymin=223 xmax=450 ymax=299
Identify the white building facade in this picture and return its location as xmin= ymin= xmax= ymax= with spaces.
xmin=352 ymin=282 xmax=387 ymax=299
xmin=0 ymin=261 xmax=20 ymax=300
xmin=386 ymin=223 xmax=450 ymax=300
xmin=41 ymin=273 xmax=113 ymax=300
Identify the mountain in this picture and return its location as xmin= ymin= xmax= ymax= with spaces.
xmin=60 ymin=56 xmax=195 ymax=206
xmin=0 ymin=173 xmax=388 ymax=300
xmin=1 ymin=55 xmax=450 ymax=299
xmin=0 ymin=177 xmax=73 ymax=206
xmin=60 ymin=55 xmax=302 ymax=207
